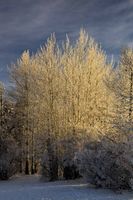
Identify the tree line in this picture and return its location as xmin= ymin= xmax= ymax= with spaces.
xmin=0 ymin=30 xmax=132 ymax=189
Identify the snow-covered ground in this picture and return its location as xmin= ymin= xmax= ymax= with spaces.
xmin=0 ymin=175 xmax=132 ymax=200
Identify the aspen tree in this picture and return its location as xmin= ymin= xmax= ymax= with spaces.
xmin=10 ymin=51 xmax=34 ymax=174
xmin=35 ymin=35 xmax=62 ymax=180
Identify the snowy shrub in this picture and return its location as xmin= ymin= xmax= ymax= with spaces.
xmin=77 ymin=138 xmax=133 ymax=190
xmin=0 ymin=137 xmax=19 ymax=180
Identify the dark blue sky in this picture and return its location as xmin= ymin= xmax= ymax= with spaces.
xmin=0 ymin=0 xmax=133 ymax=84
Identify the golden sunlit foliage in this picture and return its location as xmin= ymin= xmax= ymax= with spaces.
xmin=6 ymin=30 xmax=132 ymax=183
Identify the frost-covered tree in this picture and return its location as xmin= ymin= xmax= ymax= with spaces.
xmin=10 ymin=51 xmax=38 ymax=174
xmin=8 ymin=30 xmax=115 ymax=181
xmin=115 ymin=48 xmax=133 ymax=124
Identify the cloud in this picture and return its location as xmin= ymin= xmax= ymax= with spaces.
xmin=0 ymin=0 xmax=133 ymax=84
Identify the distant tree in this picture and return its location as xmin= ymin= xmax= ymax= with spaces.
xmin=0 ymin=136 xmax=19 ymax=180
xmin=108 ymin=48 xmax=132 ymax=123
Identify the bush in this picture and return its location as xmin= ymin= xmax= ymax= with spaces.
xmin=76 ymin=138 xmax=133 ymax=190
xmin=0 ymin=137 xmax=19 ymax=180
